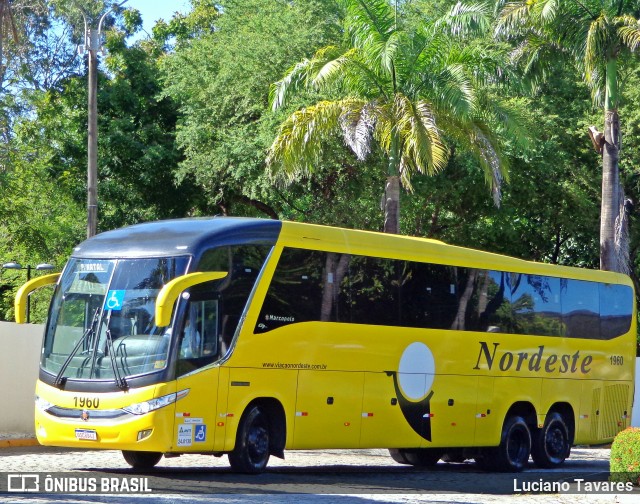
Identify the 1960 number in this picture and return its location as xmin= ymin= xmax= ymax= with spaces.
xmin=610 ymin=355 xmax=624 ymax=366
xmin=73 ymin=397 xmax=100 ymax=408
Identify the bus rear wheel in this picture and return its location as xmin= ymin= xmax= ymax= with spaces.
xmin=478 ymin=415 xmax=531 ymax=472
xmin=122 ymin=450 xmax=162 ymax=470
xmin=531 ymin=411 xmax=570 ymax=468
xmin=389 ymin=448 xmax=442 ymax=467
xmin=228 ymin=405 xmax=271 ymax=474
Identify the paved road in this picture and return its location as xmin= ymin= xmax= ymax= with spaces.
xmin=0 ymin=445 xmax=637 ymax=503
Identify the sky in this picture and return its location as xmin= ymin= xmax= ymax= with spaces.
xmin=125 ymin=0 xmax=191 ymax=37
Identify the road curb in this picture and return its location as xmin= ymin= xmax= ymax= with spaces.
xmin=0 ymin=438 xmax=39 ymax=448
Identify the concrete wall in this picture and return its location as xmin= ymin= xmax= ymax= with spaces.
xmin=0 ymin=321 xmax=639 ymax=436
xmin=633 ymin=357 xmax=640 ymax=428
xmin=0 ymin=322 xmax=43 ymax=436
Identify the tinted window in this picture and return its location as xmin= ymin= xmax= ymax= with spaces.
xmin=400 ymin=262 xmax=461 ymax=329
xmin=465 ymin=270 xmax=513 ymax=333
xmin=600 ymin=284 xmax=633 ymax=339
xmin=256 ymin=249 xmax=350 ymax=333
xmin=176 ymin=245 xmax=271 ymax=375
xmin=255 ymin=247 xmax=633 ymax=340
xmin=562 ymin=279 xmax=600 ymax=338
xmin=511 ymin=274 xmax=562 ymax=336
xmin=348 ymin=255 xmax=398 ymax=326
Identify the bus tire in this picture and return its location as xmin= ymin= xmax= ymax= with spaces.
xmin=531 ymin=411 xmax=570 ymax=468
xmin=122 ymin=450 xmax=162 ymax=470
xmin=388 ymin=448 xmax=441 ymax=467
xmin=482 ymin=415 xmax=531 ymax=472
xmin=228 ymin=405 xmax=271 ymax=474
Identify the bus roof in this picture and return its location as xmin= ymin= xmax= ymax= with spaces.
xmin=72 ymin=217 xmax=282 ymax=259
xmin=70 ymin=217 xmax=631 ymax=286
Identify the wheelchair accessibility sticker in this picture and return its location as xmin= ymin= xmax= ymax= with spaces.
xmin=104 ymin=290 xmax=126 ymax=311
xmin=194 ymin=424 xmax=207 ymax=443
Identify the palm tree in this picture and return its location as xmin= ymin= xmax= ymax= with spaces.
xmin=268 ymin=0 xmax=527 ymax=233
xmin=496 ymin=0 xmax=640 ymax=273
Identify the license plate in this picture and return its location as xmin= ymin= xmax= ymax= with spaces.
xmin=75 ymin=429 xmax=97 ymax=441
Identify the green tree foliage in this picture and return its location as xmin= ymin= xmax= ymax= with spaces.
xmin=269 ymin=0 xmax=530 ymax=233
xmin=160 ymin=0 xmax=344 ymax=218
xmin=496 ymin=0 xmax=640 ymax=273
xmin=1 ymin=0 xmax=636 ymax=327
xmin=0 ymin=2 xmax=194 ymax=320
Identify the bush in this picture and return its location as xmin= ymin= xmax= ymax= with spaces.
xmin=610 ymin=427 xmax=640 ymax=485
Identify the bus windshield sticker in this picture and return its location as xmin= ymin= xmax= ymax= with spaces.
xmin=104 ymin=290 xmax=126 ymax=311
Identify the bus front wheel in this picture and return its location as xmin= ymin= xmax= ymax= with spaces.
xmin=531 ymin=411 xmax=570 ymax=468
xmin=122 ymin=450 xmax=162 ymax=470
xmin=389 ymin=448 xmax=442 ymax=467
xmin=228 ymin=405 xmax=271 ymax=474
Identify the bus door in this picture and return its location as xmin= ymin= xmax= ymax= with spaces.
xmin=293 ymin=370 xmax=364 ymax=449
xmin=172 ymin=299 xmax=222 ymax=452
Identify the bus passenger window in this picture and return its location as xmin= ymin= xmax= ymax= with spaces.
xmin=563 ymin=279 xmax=600 ymax=338
xmin=348 ymin=256 xmax=399 ymax=327
xmin=465 ymin=270 xmax=513 ymax=333
xmin=511 ymin=274 xmax=562 ymax=336
xmin=399 ymin=262 xmax=460 ymax=329
xmin=256 ymin=249 xmax=327 ymax=332
xmin=600 ymin=284 xmax=633 ymax=339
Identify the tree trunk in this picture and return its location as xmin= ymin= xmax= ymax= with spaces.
xmin=600 ymin=56 xmax=627 ymax=273
xmin=383 ymin=175 xmax=400 ymax=234
xmin=600 ymin=108 xmax=620 ymax=271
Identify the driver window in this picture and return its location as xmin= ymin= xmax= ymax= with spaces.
xmin=176 ymin=299 xmax=219 ymax=376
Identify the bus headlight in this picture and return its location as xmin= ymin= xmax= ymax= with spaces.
xmin=123 ymin=389 xmax=189 ymax=415
xmin=35 ymin=395 xmax=53 ymax=412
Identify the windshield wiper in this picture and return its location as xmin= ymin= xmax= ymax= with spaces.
xmin=101 ymin=310 xmax=129 ymax=391
xmin=53 ymin=308 xmax=101 ymax=388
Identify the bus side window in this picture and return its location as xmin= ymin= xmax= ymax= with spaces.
xmin=511 ymin=274 xmax=562 ymax=336
xmin=176 ymin=299 xmax=218 ymax=376
xmin=600 ymin=283 xmax=633 ymax=339
xmin=466 ymin=270 xmax=513 ymax=333
xmin=255 ymin=249 xmax=327 ymax=332
xmin=562 ymin=279 xmax=600 ymax=338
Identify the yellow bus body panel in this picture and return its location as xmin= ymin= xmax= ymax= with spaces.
xmin=32 ymin=220 xmax=637 ymax=455
xmin=35 ymin=380 xmax=176 ymax=452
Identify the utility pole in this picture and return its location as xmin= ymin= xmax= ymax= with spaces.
xmin=77 ymin=1 xmax=128 ymax=238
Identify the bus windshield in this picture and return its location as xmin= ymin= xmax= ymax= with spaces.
xmin=42 ymin=256 xmax=190 ymax=384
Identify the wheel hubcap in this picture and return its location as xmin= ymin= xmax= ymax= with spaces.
xmin=547 ymin=426 xmax=565 ymax=457
xmin=247 ymin=424 xmax=269 ymax=463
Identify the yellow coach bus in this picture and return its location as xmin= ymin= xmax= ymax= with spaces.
xmin=16 ymin=217 xmax=636 ymax=473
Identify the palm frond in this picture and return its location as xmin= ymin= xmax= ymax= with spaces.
xmin=538 ymin=0 xmax=559 ymax=22
xmin=437 ymin=1 xmax=492 ymax=38
xmin=495 ymin=1 xmax=533 ymax=38
xmin=393 ymin=94 xmax=448 ymax=184
xmin=429 ymin=61 xmax=475 ymax=119
xmin=311 ymin=48 xmax=359 ymax=91
xmin=467 ymin=122 xmax=508 ymax=206
xmin=585 ymin=14 xmax=610 ymax=85
xmin=617 ymin=15 xmax=640 ymax=52
xmin=339 ymin=100 xmax=378 ymax=161
xmin=270 ymin=58 xmax=316 ymax=111
xmin=267 ymin=98 xmax=369 ymax=180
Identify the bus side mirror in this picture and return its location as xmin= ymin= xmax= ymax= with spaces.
xmin=14 ymin=273 xmax=61 ymax=324
xmin=155 ymin=271 xmax=228 ymax=327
